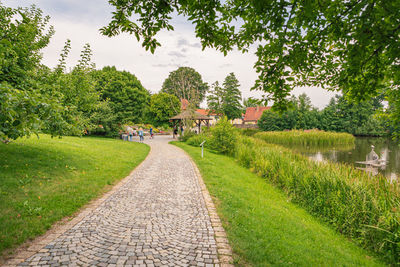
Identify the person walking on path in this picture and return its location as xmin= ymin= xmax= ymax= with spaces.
xmin=138 ymin=127 xmax=144 ymax=142
xmin=126 ymin=126 xmax=134 ymax=141
xmin=149 ymin=126 xmax=154 ymax=139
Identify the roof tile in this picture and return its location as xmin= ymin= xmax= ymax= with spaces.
xmin=243 ymin=107 xmax=270 ymax=122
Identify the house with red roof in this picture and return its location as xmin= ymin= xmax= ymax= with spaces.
xmin=243 ymin=106 xmax=270 ymax=124
xmin=181 ymin=99 xmax=265 ymax=126
xmin=196 ymin=109 xmax=219 ymax=125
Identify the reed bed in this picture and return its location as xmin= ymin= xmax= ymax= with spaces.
xmin=234 ymin=136 xmax=399 ymax=264
xmin=254 ymin=129 xmax=355 ymax=146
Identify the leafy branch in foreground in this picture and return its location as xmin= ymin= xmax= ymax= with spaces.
xmin=102 ymin=0 xmax=400 ymax=136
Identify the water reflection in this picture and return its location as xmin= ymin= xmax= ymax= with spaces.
xmin=288 ymin=137 xmax=399 ymax=181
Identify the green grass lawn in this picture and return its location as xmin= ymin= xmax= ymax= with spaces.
xmin=0 ymin=134 xmax=149 ymax=256
xmin=172 ymin=142 xmax=385 ymax=267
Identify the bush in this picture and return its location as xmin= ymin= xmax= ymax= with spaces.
xmin=186 ymin=134 xmax=211 ymax=147
xmin=209 ymin=117 xmax=238 ymax=155
xmin=185 ymin=117 xmax=237 ymax=154
xmin=239 ymin=128 xmax=260 ymax=136
xmin=178 ymin=130 xmax=197 ymax=142
xmin=88 ymin=101 xmax=120 ymax=137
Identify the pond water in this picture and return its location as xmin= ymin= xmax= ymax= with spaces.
xmin=289 ymin=137 xmax=400 ymax=182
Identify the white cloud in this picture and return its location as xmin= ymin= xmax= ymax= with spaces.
xmin=168 ymin=51 xmax=186 ymax=58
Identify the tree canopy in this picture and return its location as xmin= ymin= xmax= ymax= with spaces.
xmin=91 ymin=66 xmax=150 ymax=124
xmin=0 ymin=4 xmax=61 ymax=141
xmin=0 ymin=4 xmax=54 ymax=89
xmin=102 ymin=0 xmax=400 ymax=137
xmin=161 ymin=67 xmax=208 ymax=107
xmin=243 ymin=97 xmax=261 ymax=108
xmin=0 ymin=3 xmax=151 ymax=140
xmin=148 ymin=92 xmax=181 ymax=126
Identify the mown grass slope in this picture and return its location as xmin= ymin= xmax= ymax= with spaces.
xmin=173 ymin=142 xmax=384 ymax=267
xmin=0 ymin=135 xmax=149 ymax=256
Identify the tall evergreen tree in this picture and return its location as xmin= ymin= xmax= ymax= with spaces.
xmin=207 ymin=82 xmax=224 ymax=116
xmin=207 ymin=73 xmax=242 ymax=120
xmin=222 ymin=73 xmax=242 ymax=120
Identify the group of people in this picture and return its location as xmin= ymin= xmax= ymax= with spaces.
xmin=173 ymin=125 xmax=184 ymax=136
xmin=124 ymin=126 xmax=154 ymax=143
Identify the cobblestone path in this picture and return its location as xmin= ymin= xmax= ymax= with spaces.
xmin=16 ymin=136 xmax=225 ymax=267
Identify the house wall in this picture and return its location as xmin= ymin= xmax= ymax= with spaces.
xmin=231 ymin=118 xmax=243 ymax=124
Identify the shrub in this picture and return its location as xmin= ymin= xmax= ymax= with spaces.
xmin=239 ymin=128 xmax=260 ymax=136
xmin=210 ymin=117 xmax=238 ymax=155
xmin=186 ymin=134 xmax=211 ymax=148
xmin=178 ymin=130 xmax=197 ymax=142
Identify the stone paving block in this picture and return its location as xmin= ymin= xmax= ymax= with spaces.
xmin=7 ymin=136 xmax=232 ymax=267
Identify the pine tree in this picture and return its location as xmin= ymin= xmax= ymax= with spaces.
xmin=207 ymin=73 xmax=243 ymax=120
xmin=222 ymin=73 xmax=242 ymax=120
xmin=207 ymin=81 xmax=224 ymax=116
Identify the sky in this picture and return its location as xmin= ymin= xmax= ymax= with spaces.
xmin=3 ymin=0 xmax=337 ymax=109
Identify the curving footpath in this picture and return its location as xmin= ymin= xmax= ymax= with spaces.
xmin=5 ymin=135 xmax=232 ymax=267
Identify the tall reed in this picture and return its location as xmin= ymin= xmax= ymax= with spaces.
xmin=254 ymin=129 xmax=355 ymax=146
xmin=234 ymin=136 xmax=399 ymax=264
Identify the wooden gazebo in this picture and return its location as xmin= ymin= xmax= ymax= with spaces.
xmin=170 ymin=109 xmax=212 ymax=138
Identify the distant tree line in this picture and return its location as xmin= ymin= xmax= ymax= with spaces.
xmin=0 ymin=3 xmax=183 ymax=141
xmin=258 ymin=93 xmax=388 ymax=137
xmin=0 ymin=0 xmax=245 ymax=141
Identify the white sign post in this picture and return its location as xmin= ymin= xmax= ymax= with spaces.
xmin=200 ymin=140 xmax=206 ymax=158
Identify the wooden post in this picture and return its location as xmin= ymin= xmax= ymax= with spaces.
xmin=172 ymin=120 xmax=176 ymax=139
xmin=198 ymin=120 xmax=201 ymax=133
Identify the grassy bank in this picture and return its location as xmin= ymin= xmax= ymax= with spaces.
xmin=235 ymin=137 xmax=399 ymax=264
xmin=254 ymin=129 xmax=355 ymax=146
xmin=0 ymin=135 xmax=149 ymax=256
xmin=173 ymin=142 xmax=384 ymax=266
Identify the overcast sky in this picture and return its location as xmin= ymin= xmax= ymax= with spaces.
xmin=4 ymin=0 xmax=337 ymax=109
